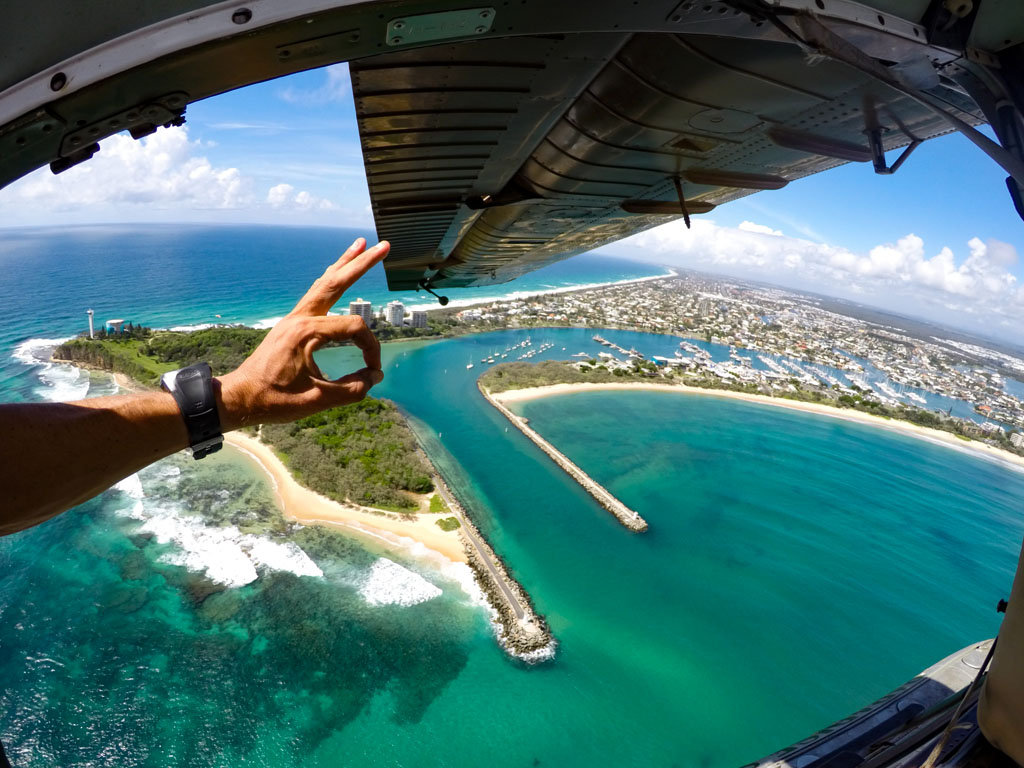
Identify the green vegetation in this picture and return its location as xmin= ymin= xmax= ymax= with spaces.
xmin=144 ymin=327 xmax=268 ymax=374
xmin=435 ymin=517 xmax=460 ymax=532
xmin=260 ymin=400 xmax=433 ymax=512
xmin=374 ymin=317 xmax=456 ymax=341
xmin=429 ymin=494 xmax=449 ymax=514
xmin=54 ymin=326 xmax=268 ymax=385
xmin=56 ymin=326 xmax=439 ymax=510
xmin=479 ymin=359 xmax=656 ymax=393
xmin=54 ymin=337 xmax=177 ymax=384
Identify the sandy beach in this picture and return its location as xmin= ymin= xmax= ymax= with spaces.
xmin=224 ymin=432 xmax=467 ymax=563
xmin=490 ymin=382 xmax=1024 ymax=474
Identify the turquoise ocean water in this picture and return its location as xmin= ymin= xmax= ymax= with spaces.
xmin=2 ymin=227 xmax=1023 ymax=767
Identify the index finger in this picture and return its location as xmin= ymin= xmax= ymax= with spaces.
xmin=313 ymin=314 xmax=382 ymax=372
xmin=293 ymin=239 xmax=390 ymax=316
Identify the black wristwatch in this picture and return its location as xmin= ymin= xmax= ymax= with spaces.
xmin=161 ymin=362 xmax=224 ymax=459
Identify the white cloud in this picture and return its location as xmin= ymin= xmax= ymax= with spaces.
xmin=0 ymin=125 xmax=344 ymax=224
xmin=278 ymin=64 xmax=351 ymax=105
xmin=620 ymin=218 xmax=1023 ymax=328
xmin=266 ymin=183 xmax=337 ymax=211
xmin=5 ymin=126 xmax=253 ymax=210
xmin=738 ymin=220 xmax=782 ymax=236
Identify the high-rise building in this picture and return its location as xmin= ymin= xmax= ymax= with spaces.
xmin=1011 ymin=432 xmax=1024 ymax=449
xmin=385 ymin=301 xmax=405 ymax=326
xmin=348 ymin=298 xmax=373 ymax=323
xmin=410 ymin=310 xmax=428 ymax=328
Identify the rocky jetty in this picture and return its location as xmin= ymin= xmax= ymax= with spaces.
xmin=433 ymin=475 xmax=554 ymax=661
xmin=480 ymin=385 xmax=649 ymax=532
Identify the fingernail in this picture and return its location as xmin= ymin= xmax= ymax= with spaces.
xmin=370 ymin=369 xmax=384 ymax=385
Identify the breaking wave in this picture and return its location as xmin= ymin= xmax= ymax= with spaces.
xmin=252 ymin=317 xmax=284 ymax=329
xmin=11 ymin=337 xmax=90 ymax=402
xmin=359 ymin=558 xmax=442 ymax=607
xmin=112 ymin=474 xmax=323 ymax=588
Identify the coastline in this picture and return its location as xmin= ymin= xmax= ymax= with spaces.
xmin=228 ymin=430 xmax=555 ymax=658
xmin=93 ymin=359 xmax=553 ymax=659
xmin=490 ymin=382 xmax=1024 ymax=474
xmin=401 ymin=267 xmax=677 ymax=313
xmin=224 ymin=431 xmax=467 ymax=564
xmin=195 ymin=268 xmax=678 ymax=332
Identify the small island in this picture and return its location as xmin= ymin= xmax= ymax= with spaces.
xmin=54 ymin=327 xmax=554 ymax=659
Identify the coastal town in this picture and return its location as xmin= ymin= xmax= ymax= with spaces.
xmin=357 ymin=272 xmax=1024 ymax=448
xmin=441 ymin=274 xmax=1024 ymax=439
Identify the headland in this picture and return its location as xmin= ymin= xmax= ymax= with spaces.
xmin=53 ymin=327 xmax=555 ymax=660
xmin=226 ymin=431 xmax=466 ymax=563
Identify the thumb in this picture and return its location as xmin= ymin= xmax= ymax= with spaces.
xmin=321 ymin=367 xmax=383 ymax=404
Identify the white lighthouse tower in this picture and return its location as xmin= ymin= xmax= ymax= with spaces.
xmin=87 ymin=309 xmax=94 ymax=339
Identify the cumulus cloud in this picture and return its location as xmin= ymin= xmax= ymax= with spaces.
xmin=622 ymin=218 xmax=1023 ymax=326
xmin=5 ymin=126 xmax=253 ymax=210
xmin=266 ymin=183 xmax=337 ymax=211
xmin=0 ymin=125 xmax=341 ymax=222
xmin=278 ymin=64 xmax=351 ymax=105
xmin=737 ymin=220 xmax=782 ymax=236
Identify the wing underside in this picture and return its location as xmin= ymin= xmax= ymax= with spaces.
xmin=351 ymin=25 xmax=979 ymax=291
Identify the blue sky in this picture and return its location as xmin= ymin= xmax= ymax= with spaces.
xmin=0 ymin=64 xmax=1021 ymax=340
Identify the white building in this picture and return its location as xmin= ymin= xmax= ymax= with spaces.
xmin=1011 ymin=432 xmax=1024 ymax=449
xmin=385 ymin=300 xmax=405 ymax=326
xmin=410 ymin=309 xmax=428 ymax=328
xmin=348 ymin=298 xmax=373 ymax=323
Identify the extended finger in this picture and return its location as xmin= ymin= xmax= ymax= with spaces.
xmin=291 ymin=238 xmax=366 ymax=315
xmin=312 ymin=314 xmax=382 ymax=371
xmin=292 ymin=239 xmax=389 ymax=316
xmin=319 ymin=367 xmax=384 ymax=406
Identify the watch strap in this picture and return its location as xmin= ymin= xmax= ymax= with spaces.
xmin=161 ymin=362 xmax=224 ymax=459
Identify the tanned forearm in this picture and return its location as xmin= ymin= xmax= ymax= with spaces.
xmin=0 ymin=391 xmax=190 ymax=534
xmin=1 ymin=237 xmax=389 ymax=537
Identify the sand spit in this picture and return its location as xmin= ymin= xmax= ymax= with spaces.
xmin=225 ymin=432 xmax=467 ymax=563
xmin=489 ymin=382 xmax=1024 ymax=475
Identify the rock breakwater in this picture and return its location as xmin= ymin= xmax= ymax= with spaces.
xmin=480 ymin=385 xmax=649 ymax=532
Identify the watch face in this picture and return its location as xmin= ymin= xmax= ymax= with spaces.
xmin=178 ymin=368 xmax=207 ymax=409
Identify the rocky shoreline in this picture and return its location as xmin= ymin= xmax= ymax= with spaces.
xmin=431 ymin=473 xmax=555 ymax=661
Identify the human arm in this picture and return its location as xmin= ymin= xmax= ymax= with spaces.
xmin=0 ymin=237 xmax=390 ymax=535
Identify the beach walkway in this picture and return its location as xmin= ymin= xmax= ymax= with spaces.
xmin=479 ymin=386 xmax=649 ymax=532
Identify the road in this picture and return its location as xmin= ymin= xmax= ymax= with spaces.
xmin=434 ymin=478 xmax=528 ymax=622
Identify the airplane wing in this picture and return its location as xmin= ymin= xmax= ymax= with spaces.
xmin=1 ymin=1 xmax=1022 ymax=293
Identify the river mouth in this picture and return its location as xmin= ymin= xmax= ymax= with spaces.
xmin=2 ymin=325 xmax=1022 ymax=768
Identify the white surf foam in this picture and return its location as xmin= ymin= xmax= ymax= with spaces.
xmin=247 ymin=537 xmax=323 ymax=579
xmin=359 ymin=558 xmax=442 ymax=607
xmin=146 ymin=516 xmax=261 ymax=588
xmin=143 ymin=513 xmax=325 ymax=588
xmin=252 ymin=317 xmax=284 ymax=329
xmin=117 ymin=469 xmax=324 ymax=587
xmin=439 ymin=561 xmax=489 ymax=609
xmin=12 ymin=337 xmax=92 ymax=402
xmin=167 ymin=322 xmax=219 ymax=332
